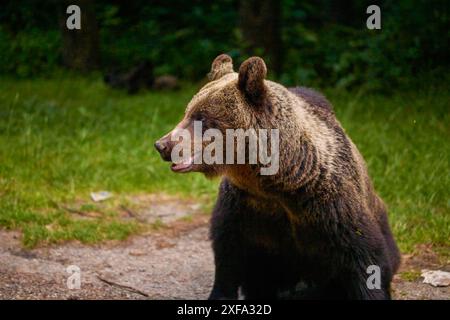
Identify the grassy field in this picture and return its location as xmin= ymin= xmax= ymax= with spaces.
xmin=0 ymin=76 xmax=448 ymax=253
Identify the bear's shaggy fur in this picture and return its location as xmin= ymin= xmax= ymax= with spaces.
xmin=155 ymin=54 xmax=400 ymax=300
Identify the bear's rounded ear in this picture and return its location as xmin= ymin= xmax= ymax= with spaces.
xmin=238 ymin=57 xmax=267 ymax=106
xmin=208 ymin=54 xmax=234 ymax=81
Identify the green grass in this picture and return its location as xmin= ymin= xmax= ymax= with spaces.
xmin=0 ymin=76 xmax=448 ymax=252
xmin=330 ymin=87 xmax=449 ymax=253
xmin=0 ymin=76 xmax=217 ymax=247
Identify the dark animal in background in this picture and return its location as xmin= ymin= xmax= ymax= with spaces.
xmin=104 ymin=60 xmax=153 ymax=94
xmin=104 ymin=60 xmax=179 ymax=94
xmin=155 ymin=54 xmax=401 ymax=300
xmin=152 ymin=75 xmax=180 ymax=91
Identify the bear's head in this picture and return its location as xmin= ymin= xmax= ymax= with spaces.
xmin=155 ymin=54 xmax=281 ymax=183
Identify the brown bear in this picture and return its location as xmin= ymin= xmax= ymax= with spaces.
xmin=155 ymin=54 xmax=400 ymax=300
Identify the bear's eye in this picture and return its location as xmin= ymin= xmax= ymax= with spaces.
xmin=193 ymin=113 xmax=205 ymax=122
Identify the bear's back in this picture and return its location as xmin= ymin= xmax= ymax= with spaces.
xmin=288 ymin=86 xmax=333 ymax=113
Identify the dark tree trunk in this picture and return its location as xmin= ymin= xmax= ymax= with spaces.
xmin=58 ymin=0 xmax=99 ymax=71
xmin=327 ymin=0 xmax=358 ymax=26
xmin=239 ymin=0 xmax=283 ymax=75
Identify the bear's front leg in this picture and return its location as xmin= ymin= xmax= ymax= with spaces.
xmin=208 ymin=234 xmax=244 ymax=299
xmin=208 ymin=181 xmax=247 ymax=300
xmin=208 ymin=216 xmax=243 ymax=300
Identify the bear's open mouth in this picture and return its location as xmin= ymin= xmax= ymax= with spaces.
xmin=171 ymin=155 xmax=194 ymax=173
xmin=171 ymin=161 xmax=192 ymax=173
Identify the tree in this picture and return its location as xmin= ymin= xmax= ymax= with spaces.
xmin=58 ymin=0 xmax=100 ymax=71
xmin=239 ymin=0 xmax=283 ymax=76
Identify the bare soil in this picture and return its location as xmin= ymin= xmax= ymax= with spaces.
xmin=0 ymin=198 xmax=448 ymax=300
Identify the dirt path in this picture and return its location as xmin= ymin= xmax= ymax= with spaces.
xmin=0 ymin=215 xmax=448 ymax=300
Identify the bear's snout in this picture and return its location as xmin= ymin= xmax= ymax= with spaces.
xmin=154 ymin=138 xmax=172 ymax=161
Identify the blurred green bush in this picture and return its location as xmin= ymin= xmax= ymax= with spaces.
xmin=0 ymin=28 xmax=61 ymax=77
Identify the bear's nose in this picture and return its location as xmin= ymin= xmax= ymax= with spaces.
xmin=154 ymin=141 xmax=166 ymax=153
xmin=154 ymin=139 xmax=172 ymax=161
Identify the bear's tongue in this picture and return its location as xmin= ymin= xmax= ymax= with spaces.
xmin=171 ymin=156 xmax=193 ymax=173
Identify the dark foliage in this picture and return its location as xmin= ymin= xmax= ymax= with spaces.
xmin=0 ymin=0 xmax=448 ymax=91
